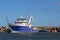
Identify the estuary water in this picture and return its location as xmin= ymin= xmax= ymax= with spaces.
xmin=0 ymin=32 xmax=60 ymax=40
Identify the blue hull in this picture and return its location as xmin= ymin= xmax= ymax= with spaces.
xmin=10 ymin=26 xmax=40 ymax=33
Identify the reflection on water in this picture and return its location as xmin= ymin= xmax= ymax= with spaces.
xmin=0 ymin=32 xmax=60 ymax=40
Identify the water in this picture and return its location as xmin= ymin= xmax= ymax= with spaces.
xmin=0 ymin=32 xmax=60 ymax=40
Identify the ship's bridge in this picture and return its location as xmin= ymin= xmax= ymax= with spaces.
xmin=15 ymin=18 xmax=28 ymax=23
xmin=14 ymin=18 xmax=29 ymax=26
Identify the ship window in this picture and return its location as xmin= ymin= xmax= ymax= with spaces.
xmin=15 ymin=22 xmax=22 ymax=24
xmin=15 ymin=22 xmax=28 ymax=23
xmin=17 ymin=18 xmax=27 ymax=21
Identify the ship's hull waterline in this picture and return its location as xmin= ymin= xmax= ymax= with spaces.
xmin=9 ymin=25 xmax=40 ymax=33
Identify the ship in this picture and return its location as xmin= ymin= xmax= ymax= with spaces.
xmin=8 ymin=15 xmax=40 ymax=33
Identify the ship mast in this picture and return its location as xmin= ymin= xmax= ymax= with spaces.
xmin=5 ymin=14 xmax=10 ymax=29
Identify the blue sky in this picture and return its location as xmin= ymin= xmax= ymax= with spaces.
xmin=0 ymin=0 xmax=60 ymax=26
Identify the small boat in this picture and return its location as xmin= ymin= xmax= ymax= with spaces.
xmin=8 ymin=15 xmax=40 ymax=33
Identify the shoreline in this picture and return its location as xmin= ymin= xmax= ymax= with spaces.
xmin=0 ymin=26 xmax=60 ymax=33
